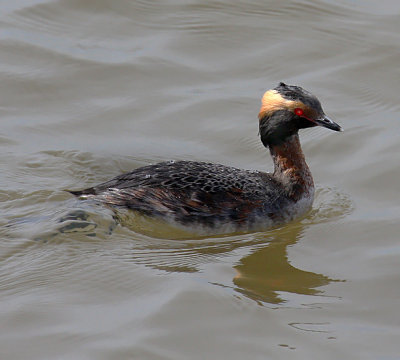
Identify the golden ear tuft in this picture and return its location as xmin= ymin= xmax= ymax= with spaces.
xmin=259 ymin=90 xmax=293 ymax=119
xmin=259 ymin=89 xmax=310 ymax=120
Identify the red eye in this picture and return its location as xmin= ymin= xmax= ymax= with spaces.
xmin=294 ymin=108 xmax=304 ymax=116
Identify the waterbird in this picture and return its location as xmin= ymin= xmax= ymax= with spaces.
xmin=70 ymin=83 xmax=342 ymax=235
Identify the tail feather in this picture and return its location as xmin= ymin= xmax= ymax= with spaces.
xmin=67 ymin=187 xmax=96 ymax=196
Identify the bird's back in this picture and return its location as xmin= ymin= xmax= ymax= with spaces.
xmin=71 ymin=161 xmax=294 ymax=233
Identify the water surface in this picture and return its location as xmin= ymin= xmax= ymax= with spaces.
xmin=1 ymin=1 xmax=400 ymax=359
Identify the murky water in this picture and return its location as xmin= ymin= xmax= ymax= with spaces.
xmin=1 ymin=1 xmax=400 ymax=359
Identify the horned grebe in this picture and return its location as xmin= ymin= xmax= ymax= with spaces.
xmin=70 ymin=83 xmax=341 ymax=235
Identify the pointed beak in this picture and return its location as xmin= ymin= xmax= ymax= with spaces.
xmin=314 ymin=115 xmax=342 ymax=132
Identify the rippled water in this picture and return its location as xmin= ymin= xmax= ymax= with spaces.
xmin=1 ymin=1 xmax=400 ymax=359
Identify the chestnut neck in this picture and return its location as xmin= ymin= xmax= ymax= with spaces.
xmin=269 ymin=134 xmax=314 ymax=200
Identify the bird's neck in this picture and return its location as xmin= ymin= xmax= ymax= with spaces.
xmin=269 ymin=134 xmax=314 ymax=201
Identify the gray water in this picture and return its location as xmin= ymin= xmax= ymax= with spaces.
xmin=1 ymin=1 xmax=400 ymax=359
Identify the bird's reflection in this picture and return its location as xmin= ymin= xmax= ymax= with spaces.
xmin=232 ymin=224 xmax=332 ymax=304
xmin=115 ymin=212 xmax=335 ymax=305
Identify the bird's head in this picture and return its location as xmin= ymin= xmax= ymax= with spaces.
xmin=258 ymin=82 xmax=341 ymax=148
